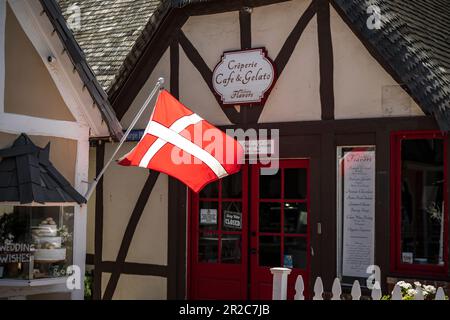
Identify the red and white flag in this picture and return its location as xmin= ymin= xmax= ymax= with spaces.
xmin=118 ymin=90 xmax=244 ymax=192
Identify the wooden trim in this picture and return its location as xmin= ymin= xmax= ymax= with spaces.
xmin=0 ymin=0 xmax=5 ymax=114
xmin=93 ymin=142 xmax=105 ymax=300
xmin=375 ymin=125 xmax=389 ymax=292
xmin=185 ymin=0 xmax=291 ymax=16
xmin=390 ymin=131 xmax=449 ymax=277
xmin=220 ymin=116 xmax=438 ymax=136
xmin=101 ymin=261 xmax=168 ymax=278
xmin=238 ymin=7 xmax=264 ymax=125
xmin=12 ymin=0 xmax=116 ymax=138
xmin=86 ymin=253 xmax=94 ymax=265
xmin=112 ymin=9 xmax=188 ymax=121
xmin=317 ymin=0 xmax=334 ymax=120
xmin=178 ymin=30 xmax=241 ymax=124
xmin=274 ymin=0 xmax=317 ymax=77
xmin=239 ymin=8 xmax=252 ymax=50
xmin=102 ymin=170 xmax=161 ymax=300
xmin=167 ymin=38 xmax=188 ymax=300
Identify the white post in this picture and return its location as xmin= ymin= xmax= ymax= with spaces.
xmin=270 ymin=267 xmax=292 ymax=300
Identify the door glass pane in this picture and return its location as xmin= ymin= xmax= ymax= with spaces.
xmin=222 ymin=171 xmax=242 ymax=199
xmin=259 ymin=203 xmax=281 ymax=233
xmin=199 ymin=202 xmax=218 ymax=231
xmin=284 ymin=203 xmax=308 ymax=234
xmin=221 ymin=235 xmax=242 ymax=264
xmin=284 ymin=237 xmax=307 ymax=269
xmin=200 ymin=181 xmax=219 ymax=199
xmin=259 ymin=236 xmax=281 ymax=267
xmin=284 ymin=168 xmax=307 ymax=199
xmin=401 ymin=139 xmax=445 ymax=265
xmin=198 ymin=233 xmax=219 ymax=263
xmin=260 ymin=169 xmax=281 ymax=199
xmin=222 ymin=202 xmax=242 ymax=231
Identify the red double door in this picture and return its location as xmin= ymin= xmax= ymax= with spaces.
xmin=188 ymin=160 xmax=311 ymax=300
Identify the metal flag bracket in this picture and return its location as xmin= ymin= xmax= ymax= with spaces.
xmin=84 ymin=77 xmax=165 ymax=202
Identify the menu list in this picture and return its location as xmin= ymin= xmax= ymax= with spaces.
xmin=342 ymin=150 xmax=375 ymax=278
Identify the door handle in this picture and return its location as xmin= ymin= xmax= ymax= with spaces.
xmin=250 ymin=248 xmax=257 ymax=255
xmin=311 ymin=246 xmax=314 ymax=257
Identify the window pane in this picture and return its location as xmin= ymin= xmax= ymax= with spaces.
xmin=284 ymin=237 xmax=307 ymax=269
xmin=401 ymin=139 xmax=445 ymax=266
xmin=284 ymin=203 xmax=308 ymax=234
xmin=199 ymin=202 xmax=218 ymax=231
xmin=259 ymin=236 xmax=281 ymax=267
xmin=259 ymin=203 xmax=281 ymax=233
xmin=260 ymin=169 xmax=281 ymax=199
xmin=222 ymin=202 xmax=242 ymax=231
xmin=222 ymin=171 xmax=242 ymax=199
xmin=0 ymin=206 xmax=74 ymax=280
xmin=221 ymin=235 xmax=241 ymax=264
xmin=284 ymin=168 xmax=307 ymax=199
xmin=0 ymin=206 xmax=30 ymax=280
xmin=198 ymin=233 xmax=218 ymax=263
xmin=200 ymin=181 xmax=219 ymax=198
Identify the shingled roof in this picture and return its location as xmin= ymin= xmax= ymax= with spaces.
xmin=333 ymin=0 xmax=450 ymax=130
xmin=54 ymin=0 xmax=450 ymax=130
xmin=56 ymin=0 xmax=165 ymax=93
xmin=0 ymin=134 xmax=86 ymax=205
xmin=39 ymin=0 xmax=123 ymax=141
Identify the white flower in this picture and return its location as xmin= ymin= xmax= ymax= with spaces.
xmin=407 ymin=288 xmax=417 ymax=296
xmin=423 ymin=285 xmax=436 ymax=294
xmin=414 ymin=281 xmax=422 ymax=287
xmin=397 ymin=281 xmax=412 ymax=289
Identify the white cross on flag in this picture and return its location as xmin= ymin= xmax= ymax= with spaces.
xmin=118 ymin=90 xmax=244 ymax=192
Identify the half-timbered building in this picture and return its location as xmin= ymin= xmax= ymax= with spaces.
xmin=55 ymin=0 xmax=450 ymax=300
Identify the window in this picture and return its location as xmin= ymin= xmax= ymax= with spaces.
xmin=391 ymin=131 xmax=448 ymax=275
xmin=197 ymin=171 xmax=244 ymax=264
xmin=0 ymin=205 xmax=74 ymax=281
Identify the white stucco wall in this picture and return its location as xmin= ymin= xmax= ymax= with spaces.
xmin=331 ymin=7 xmax=424 ymax=119
xmin=102 ymin=142 xmax=168 ymax=266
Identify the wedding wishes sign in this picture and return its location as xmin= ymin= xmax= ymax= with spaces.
xmin=212 ymin=48 xmax=276 ymax=105
xmin=341 ymin=148 xmax=376 ymax=278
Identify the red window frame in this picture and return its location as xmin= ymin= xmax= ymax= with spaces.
xmin=390 ymin=131 xmax=449 ymax=276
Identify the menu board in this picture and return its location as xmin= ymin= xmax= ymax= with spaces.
xmin=341 ymin=148 xmax=375 ymax=278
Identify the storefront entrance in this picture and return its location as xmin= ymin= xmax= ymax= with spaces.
xmin=188 ymin=160 xmax=310 ymax=300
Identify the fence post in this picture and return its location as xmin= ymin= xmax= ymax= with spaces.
xmin=270 ymin=267 xmax=292 ymax=300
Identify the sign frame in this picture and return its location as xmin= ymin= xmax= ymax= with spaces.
xmin=212 ymin=47 xmax=277 ymax=107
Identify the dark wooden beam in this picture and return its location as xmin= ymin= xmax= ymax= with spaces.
xmin=219 ymin=116 xmax=438 ymax=136
xmin=178 ymin=30 xmax=241 ymax=124
xmin=317 ymin=0 xmax=335 ymax=120
xmin=167 ymin=38 xmax=188 ymax=300
xmin=185 ymin=0 xmax=291 ymax=16
xmin=93 ymin=142 xmax=105 ymax=300
xmin=102 ymin=170 xmax=161 ymax=300
xmin=111 ymin=9 xmax=188 ymax=121
xmin=274 ymin=1 xmax=317 ymax=76
xmin=86 ymin=253 xmax=94 ymax=266
xmin=101 ymin=261 xmax=168 ymax=278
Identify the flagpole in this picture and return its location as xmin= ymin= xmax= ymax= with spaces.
xmin=84 ymin=77 xmax=165 ymax=202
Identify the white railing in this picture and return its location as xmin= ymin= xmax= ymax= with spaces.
xmin=270 ymin=268 xmax=447 ymax=300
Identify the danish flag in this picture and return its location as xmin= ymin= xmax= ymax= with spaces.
xmin=118 ymin=90 xmax=244 ymax=192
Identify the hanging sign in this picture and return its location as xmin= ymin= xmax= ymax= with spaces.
xmin=212 ymin=48 xmax=276 ymax=105
xmin=200 ymin=209 xmax=217 ymax=225
xmin=223 ymin=211 xmax=242 ymax=230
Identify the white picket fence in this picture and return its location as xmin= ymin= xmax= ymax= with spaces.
xmin=270 ymin=267 xmax=447 ymax=301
